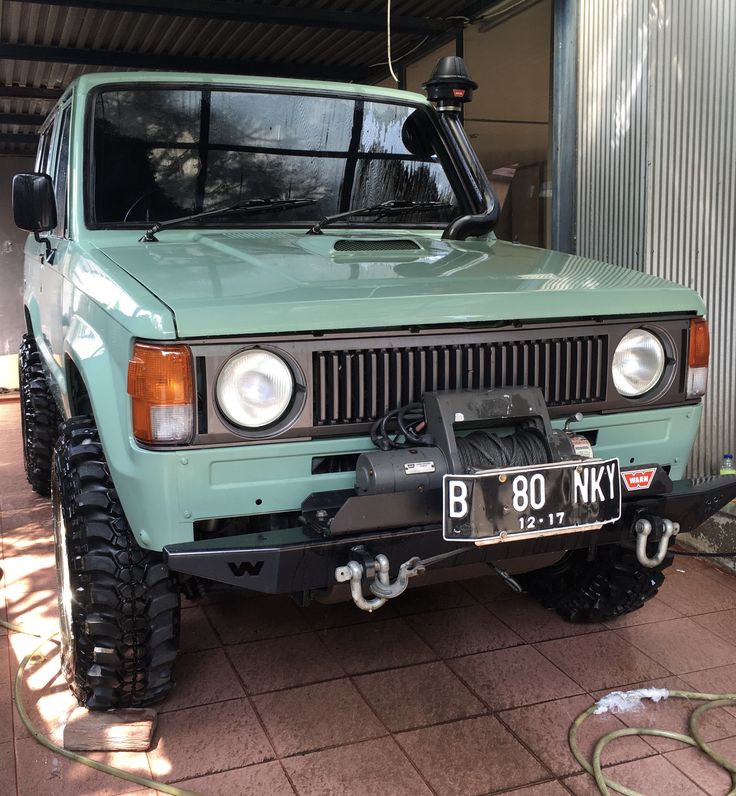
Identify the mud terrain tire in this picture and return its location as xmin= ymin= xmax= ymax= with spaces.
xmin=517 ymin=545 xmax=673 ymax=622
xmin=52 ymin=416 xmax=180 ymax=709
xmin=19 ymin=334 xmax=61 ymax=496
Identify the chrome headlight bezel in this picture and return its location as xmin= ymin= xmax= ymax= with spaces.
xmin=611 ymin=328 xmax=670 ymax=398
xmin=215 ymin=346 xmax=306 ymax=438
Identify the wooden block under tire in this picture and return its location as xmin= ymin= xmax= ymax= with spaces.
xmin=63 ymin=707 xmax=157 ymax=751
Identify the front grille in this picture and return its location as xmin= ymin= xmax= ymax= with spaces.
xmin=312 ymin=336 xmax=608 ymax=426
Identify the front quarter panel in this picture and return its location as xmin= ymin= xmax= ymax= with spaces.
xmin=66 ymin=244 xmax=177 ymax=340
xmin=62 ymin=295 xmax=182 ymax=550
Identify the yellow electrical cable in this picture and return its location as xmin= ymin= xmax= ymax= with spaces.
xmin=0 ymin=617 xmax=200 ymax=796
xmin=570 ymin=691 xmax=736 ymax=796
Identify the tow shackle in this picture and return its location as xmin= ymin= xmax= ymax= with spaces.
xmin=335 ymin=551 xmax=426 ymax=612
xmin=634 ymin=517 xmax=679 ymax=568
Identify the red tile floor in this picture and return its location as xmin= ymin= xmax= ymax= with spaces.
xmin=1 ymin=398 xmax=736 ymax=795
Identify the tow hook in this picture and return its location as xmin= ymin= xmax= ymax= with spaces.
xmin=335 ymin=551 xmax=426 ymax=612
xmin=634 ymin=517 xmax=679 ymax=568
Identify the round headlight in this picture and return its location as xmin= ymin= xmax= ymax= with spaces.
xmin=612 ymin=329 xmax=666 ymax=397
xmin=217 ymin=349 xmax=294 ymax=428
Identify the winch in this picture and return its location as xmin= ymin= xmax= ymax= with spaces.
xmin=354 ymin=391 xmax=592 ymax=497
xmin=330 ymin=389 xmax=684 ymax=612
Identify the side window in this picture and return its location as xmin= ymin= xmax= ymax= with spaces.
xmin=53 ymin=108 xmax=71 ymax=237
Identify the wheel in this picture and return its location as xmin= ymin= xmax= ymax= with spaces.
xmin=19 ymin=334 xmax=61 ymax=496
xmin=517 ymin=545 xmax=673 ymax=623
xmin=52 ymin=416 xmax=180 ymax=709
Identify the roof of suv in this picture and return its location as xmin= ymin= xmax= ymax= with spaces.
xmin=63 ymin=71 xmax=429 ymax=105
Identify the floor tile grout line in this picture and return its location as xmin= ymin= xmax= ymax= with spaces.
xmin=434 ymin=646 xmax=563 ymax=783
xmin=276 ymin=759 xmax=299 ymax=796
xmin=478 ymin=596 xmax=540 ymax=642
xmin=606 ymin=624 xmax=703 ymax=679
xmin=612 ymin=609 xmax=736 ymax=652
xmin=185 ymin=637 xmax=281 ymax=772
xmin=663 ymin=743 xmax=730 ymax=796
xmin=209 ymin=623 xmax=367 ymax=792
xmin=496 ymin=696 xmax=646 ymax=783
xmin=1 ymin=536 xmax=22 ymax=796
xmin=350 ymin=658 xmax=490 ymax=734
xmin=0 ymin=477 xmax=155 ymax=789
xmin=4 ymin=392 xmax=736 ymax=793
xmin=216 ymin=622 xmax=349 ymax=697
xmin=530 ymin=628 xmax=676 ymax=694
xmin=159 ymin=756 xmax=300 ymax=788
xmin=273 ymin=612 xmax=443 ymax=794
xmin=657 ymin=586 xmax=736 ymax=616
xmin=344 ymin=671 xmax=442 ymax=796
xmin=402 ymin=610 xmax=522 ymax=659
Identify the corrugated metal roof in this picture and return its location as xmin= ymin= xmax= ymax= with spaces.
xmin=0 ymin=0 xmax=498 ymax=155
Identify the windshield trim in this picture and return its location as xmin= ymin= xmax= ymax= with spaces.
xmin=82 ymin=81 xmax=480 ymax=232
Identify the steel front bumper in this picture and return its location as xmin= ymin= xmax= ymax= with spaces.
xmin=163 ymin=474 xmax=736 ymax=595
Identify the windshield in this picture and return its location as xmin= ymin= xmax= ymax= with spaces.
xmin=89 ymin=87 xmax=462 ymax=228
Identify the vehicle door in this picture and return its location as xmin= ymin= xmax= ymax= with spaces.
xmin=38 ymin=103 xmax=72 ymax=397
xmin=24 ymin=111 xmax=56 ymax=364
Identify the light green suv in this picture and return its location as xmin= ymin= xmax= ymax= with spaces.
xmin=13 ymin=58 xmax=736 ymax=709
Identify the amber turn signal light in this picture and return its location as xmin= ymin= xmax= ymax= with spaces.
xmin=688 ymin=317 xmax=709 ymax=368
xmin=127 ymin=343 xmax=194 ymax=444
xmin=686 ymin=317 xmax=709 ymax=398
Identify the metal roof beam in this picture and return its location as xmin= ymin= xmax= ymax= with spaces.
xmin=0 ymin=43 xmax=368 ymax=81
xmin=0 ymin=113 xmax=46 ymax=126
xmin=19 ymin=0 xmax=449 ymax=34
xmin=0 ymin=133 xmax=39 ymax=144
xmin=0 ymin=85 xmax=63 ymax=100
xmin=369 ymin=0 xmax=506 ymax=81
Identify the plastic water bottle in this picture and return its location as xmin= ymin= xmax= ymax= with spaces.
xmin=721 ymin=453 xmax=736 ymax=476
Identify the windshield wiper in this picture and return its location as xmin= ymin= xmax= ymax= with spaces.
xmin=140 ymin=197 xmax=318 ymax=242
xmin=307 ymin=200 xmax=453 ymax=235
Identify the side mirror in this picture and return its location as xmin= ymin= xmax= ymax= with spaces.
xmin=401 ymin=110 xmax=437 ymax=160
xmin=13 ymin=172 xmax=57 ymax=232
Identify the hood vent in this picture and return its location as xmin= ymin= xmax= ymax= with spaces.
xmin=333 ymin=239 xmax=421 ymax=252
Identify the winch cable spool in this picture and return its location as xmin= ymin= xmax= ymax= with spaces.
xmin=369 ymin=402 xmax=552 ymax=471
xmin=455 ymin=426 xmax=550 ymax=471
xmin=0 ymin=568 xmax=199 ymax=796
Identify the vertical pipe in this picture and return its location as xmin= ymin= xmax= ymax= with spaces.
xmin=456 ymin=23 xmax=465 ymax=124
xmin=551 ymin=0 xmax=578 ymax=253
xmin=398 ymin=63 xmax=407 ymax=90
xmin=455 ymin=23 xmax=465 ymax=58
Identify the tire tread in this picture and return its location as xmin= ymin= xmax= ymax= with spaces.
xmin=19 ymin=334 xmax=61 ymax=496
xmin=518 ymin=545 xmax=672 ymax=623
xmin=54 ymin=416 xmax=180 ymax=709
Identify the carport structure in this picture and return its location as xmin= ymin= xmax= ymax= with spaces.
xmin=0 ymin=0 xmax=512 ymax=158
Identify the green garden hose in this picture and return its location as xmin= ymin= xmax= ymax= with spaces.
xmin=570 ymin=690 xmax=736 ymax=796
xmin=0 ymin=615 xmax=200 ymax=796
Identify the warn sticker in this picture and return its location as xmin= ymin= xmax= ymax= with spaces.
xmin=621 ymin=468 xmax=657 ymax=492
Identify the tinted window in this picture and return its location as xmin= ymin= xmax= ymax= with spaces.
xmin=91 ymin=88 xmax=459 ymax=227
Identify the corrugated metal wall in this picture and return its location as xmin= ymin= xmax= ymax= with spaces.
xmin=576 ymin=0 xmax=736 ymax=475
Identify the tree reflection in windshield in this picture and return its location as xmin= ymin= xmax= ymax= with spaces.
xmin=91 ymin=87 xmax=459 ymax=227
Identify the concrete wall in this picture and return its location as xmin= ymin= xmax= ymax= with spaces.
xmin=0 ymin=156 xmax=34 ymax=389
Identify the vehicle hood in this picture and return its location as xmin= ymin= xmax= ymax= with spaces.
xmin=93 ymin=231 xmax=705 ymax=337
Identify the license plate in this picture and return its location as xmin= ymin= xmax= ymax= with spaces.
xmin=442 ymin=458 xmax=622 ymax=544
